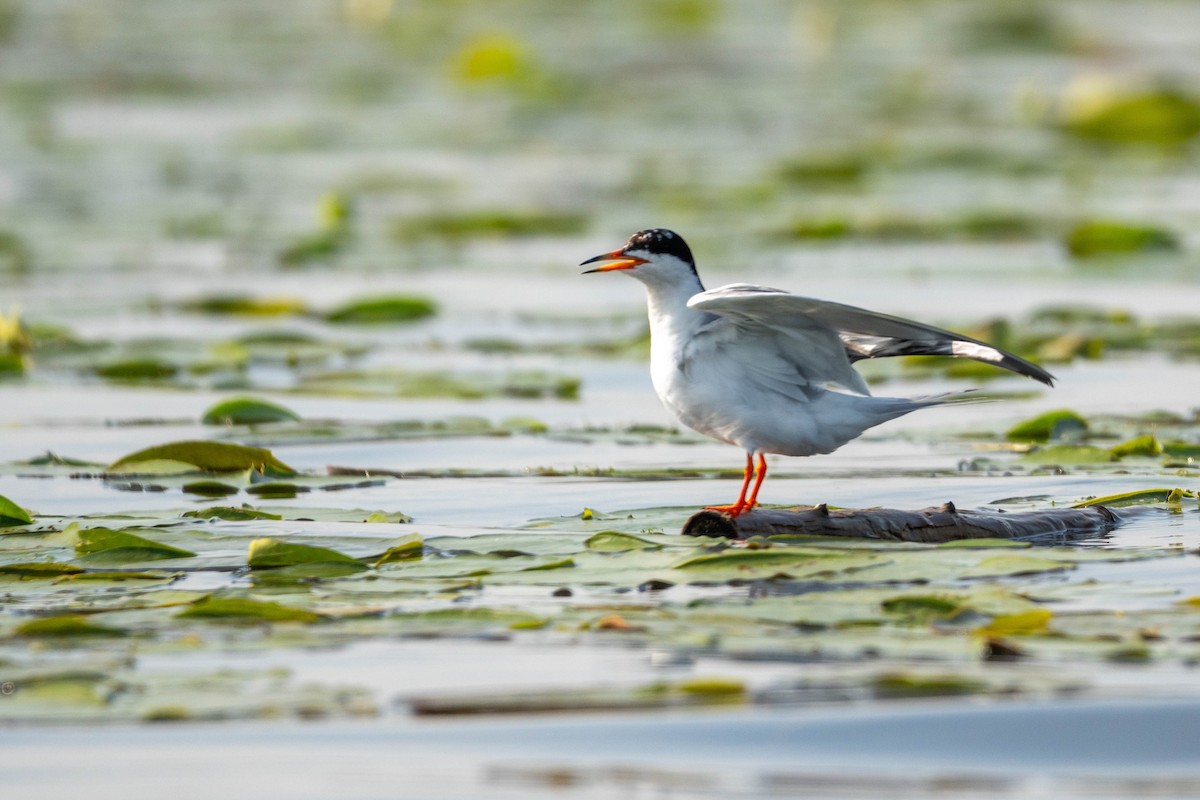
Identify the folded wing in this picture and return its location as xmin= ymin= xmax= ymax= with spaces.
xmin=688 ymin=284 xmax=1055 ymax=387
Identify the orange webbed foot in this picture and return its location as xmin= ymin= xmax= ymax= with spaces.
xmin=703 ymin=501 xmax=757 ymax=518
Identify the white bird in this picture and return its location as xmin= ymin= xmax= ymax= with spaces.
xmin=582 ymin=229 xmax=1054 ymax=516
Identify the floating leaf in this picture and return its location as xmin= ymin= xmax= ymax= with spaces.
xmin=1021 ymin=444 xmax=1114 ymax=465
xmin=95 ymin=358 xmax=178 ymax=381
xmin=324 ymin=295 xmax=437 ymax=325
xmin=177 ymin=596 xmax=320 ymax=623
xmin=16 ymin=615 xmax=127 ymax=637
xmin=0 ymin=562 xmax=85 ymax=578
xmin=182 ymin=295 xmax=308 ymax=317
xmin=1073 ymin=488 xmax=1194 ymax=508
xmin=245 ymin=482 xmax=308 ymax=499
xmin=975 ymin=609 xmax=1054 ymax=637
xmin=108 ymin=440 xmax=295 ymax=476
xmin=75 ymin=528 xmax=197 ymax=562
xmin=1006 ymin=409 xmax=1088 ymax=442
xmin=1108 ymin=435 xmax=1163 ymax=459
xmin=182 ymin=505 xmax=283 ymax=521
xmin=372 ymin=534 xmax=424 ymax=566
xmin=1065 ymin=220 xmax=1179 ymax=259
xmin=881 ymin=595 xmax=963 ymax=622
xmin=584 ymin=531 xmax=661 ymax=552
xmin=960 ymin=555 xmax=1071 ymax=579
xmin=201 ymin=397 xmax=300 ymax=425
xmin=1061 ymin=85 xmax=1200 ymax=146
xmin=0 ymin=492 xmax=33 ymax=528
xmin=873 ymin=672 xmax=986 ymax=698
xmin=181 ymin=481 xmax=240 ymax=498
xmin=247 ymin=537 xmax=361 ymax=569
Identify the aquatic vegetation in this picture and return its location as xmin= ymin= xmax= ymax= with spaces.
xmin=107 ymin=440 xmax=296 ymax=476
xmin=202 ymin=396 xmax=301 ymax=425
xmin=1006 ymin=409 xmax=1088 ymax=443
xmin=1065 ymin=220 xmax=1180 ymax=259
xmin=1059 ymin=79 xmax=1200 ymax=146
xmin=391 ymin=210 xmax=587 ymax=243
xmin=324 ymin=295 xmax=438 ymax=324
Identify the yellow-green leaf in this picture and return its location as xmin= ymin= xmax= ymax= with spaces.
xmin=75 ymin=528 xmax=197 ymax=561
xmin=201 ymin=396 xmax=301 ymax=425
xmin=975 ymin=609 xmax=1054 ymax=637
xmin=247 ymin=537 xmax=360 ymax=569
xmin=177 ymin=596 xmax=320 ymax=623
xmin=0 ymin=492 xmax=33 ymax=528
xmin=107 ymin=440 xmax=295 ymax=476
xmin=16 ymin=615 xmax=128 ymax=637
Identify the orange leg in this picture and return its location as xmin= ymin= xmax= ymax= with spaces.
xmin=745 ymin=453 xmax=768 ymax=509
xmin=704 ymin=452 xmax=761 ymax=517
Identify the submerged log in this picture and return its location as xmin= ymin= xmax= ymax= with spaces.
xmin=682 ymin=502 xmax=1124 ymax=543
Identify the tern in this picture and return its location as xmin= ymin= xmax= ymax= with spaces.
xmin=582 ymin=229 xmax=1054 ymax=516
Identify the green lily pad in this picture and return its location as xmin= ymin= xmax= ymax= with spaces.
xmin=1108 ymin=435 xmax=1164 ymax=459
xmin=1062 ymin=89 xmax=1200 ymax=146
xmin=1006 ymin=409 xmax=1088 ymax=442
xmin=247 ymin=537 xmax=361 ymax=569
xmin=372 ymin=534 xmax=424 ymax=566
xmin=201 ymin=397 xmax=301 ymax=425
xmin=177 ymin=596 xmax=320 ymax=623
xmin=975 ymin=609 xmax=1054 ymax=637
xmin=182 ymin=505 xmax=284 ymax=521
xmin=108 ymin=440 xmax=295 ymax=476
xmin=181 ymin=481 xmax=240 ymax=498
xmin=584 ymin=531 xmax=662 ymax=552
xmin=0 ymin=493 xmax=33 ymax=528
xmin=15 ymin=615 xmax=128 ymax=637
xmin=1065 ymin=220 xmax=1179 ymax=259
xmin=0 ymin=562 xmax=85 ymax=578
xmin=75 ymin=528 xmax=197 ymax=562
xmin=1073 ymin=488 xmax=1195 ymax=508
xmin=1021 ymin=444 xmax=1114 ymax=465
xmin=182 ymin=295 xmax=309 ymax=317
xmin=324 ymin=295 xmax=437 ymax=325
xmin=95 ymin=358 xmax=179 ymax=381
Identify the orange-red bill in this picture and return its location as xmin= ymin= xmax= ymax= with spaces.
xmin=581 ymin=249 xmax=648 ymax=273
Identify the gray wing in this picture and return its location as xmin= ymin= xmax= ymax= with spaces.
xmin=688 ymin=284 xmax=1055 ymax=387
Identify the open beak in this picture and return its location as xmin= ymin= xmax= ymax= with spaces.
xmin=581 ymin=249 xmax=648 ymax=274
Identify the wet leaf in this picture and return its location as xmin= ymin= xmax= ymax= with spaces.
xmin=95 ymin=358 xmax=178 ymax=381
xmin=15 ymin=615 xmax=128 ymax=638
xmin=177 ymin=596 xmax=320 ymax=623
xmin=880 ymin=595 xmax=963 ymax=622
xmin=182 ymin=505 xmax=284 ymax=521
xmin=75 ymin=528 xmax=197 ymax=562
xmin=201 ymin=397 xmax=300 ymax=425
xmin=960 ymin=555 xmax=1072 ymax=579
xmin=182 ymin=295 xmax=309 ymax=317
xmin=873 ymin=672 xmax=986 ymax=698
xmin=1065 ymin=220 xmax=1179 ymax=259
xmin=1073 ymin=488 xmax=1194 ymax=508
xmin=1061 ymin=85 xmax=1200 ymax=146
xmin=324 ymin=295 xmax=437 ymax=325
xmin=976 ymin=609 xmax=1054 ymax=637
xmin=372 ymin=534 xmax=423 ymax=566
xmin=247 ymin=537 xmax=361 ymax=569
xmin=0 ymin=492 xmax=33 ymax=528
xmin=584 ymin=531 xmax=662 ymax=552
xmin=1021 ymin=444 xmax=1114 ymax=465
xmin=1006 ymin=409 xmax=1088 ymax=442
xmin=0 ymin=562 xmax=85 ymax=578
xmin=108 ymin=440 xmax=295 ymax=476
xmin=181 ymin=481 xmax=240 ymax=498
xmin=1108 ymin=435 xmax=1163 ymax=459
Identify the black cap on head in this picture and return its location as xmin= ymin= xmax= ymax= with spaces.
xmin=625 ymin=229 xmax=694 ymax=266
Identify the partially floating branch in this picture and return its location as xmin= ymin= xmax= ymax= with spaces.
xmin=682 ymin=502 xmax=1126 ymax=542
